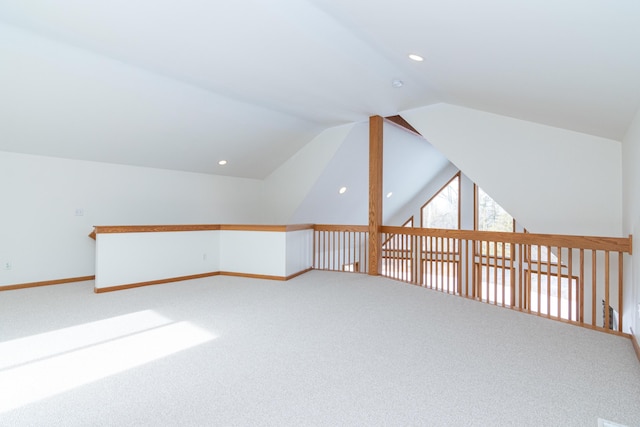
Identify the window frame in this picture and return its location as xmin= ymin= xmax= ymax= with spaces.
xmin=420 ymin=172 xmax=461 ymax=230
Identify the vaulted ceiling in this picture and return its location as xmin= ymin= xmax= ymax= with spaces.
xmin=1 ymin=0 xmax=639 ymax=178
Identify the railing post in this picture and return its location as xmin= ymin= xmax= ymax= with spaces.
xmin=369 ymin=115 xmax=383 ymax=275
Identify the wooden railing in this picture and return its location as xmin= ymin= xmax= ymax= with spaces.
xmin=313 ymin=225 xmax=369 ymax=273
xmin=313 ymin=225 xmax=633 ymax=335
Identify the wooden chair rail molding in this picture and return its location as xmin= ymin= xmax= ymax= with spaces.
xmin=90 ymin=223 xmax=314 ymax=238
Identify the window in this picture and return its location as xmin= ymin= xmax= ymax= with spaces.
xmin=475 ymin=186 xmax=514 ymax=232
xmin=421 ymin=174 xmax=459 ymax=229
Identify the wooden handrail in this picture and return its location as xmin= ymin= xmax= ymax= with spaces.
xmin=92 ymin=224 xmax=314 ymax=235
xmin=314 ymin=224 xmax=369 ymax=232
xmin=381 ymin=226 xmax=632 ymax=254
xmin=93 ymin=225 xmax=221 ymax=234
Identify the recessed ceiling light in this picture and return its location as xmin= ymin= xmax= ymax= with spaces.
xmin=391 ymin=79 xmax=404 ymax=88
xmin=386 ymin=192 xmax=393 ymax=198
xmin=218 ymin=160 xmax=227 ymax=165
xmin=408 ymin=54 xmax=424 ymax=62
xmin=339 ymin=186 xmax=347 ymax=194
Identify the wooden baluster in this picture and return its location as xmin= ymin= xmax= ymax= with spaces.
xmin=455 ymin=238 xmax=460 ymax=295
xmin=465 ymin=239 xmax=470 ymax=297
xmin=485 ymin=241 xmax=490 ymax=302
xmin=511 ymin=242 xmax=517 ymax=307
xmin=325 ymin=231 xmax=329 ymax=270
xmin=353 ymin=231 xmax=356 ymax=271
xmin=618 ymin=252 xmax=623 ymax=331
xmin=323 ymin=231 xmax=327 ymax=270
xmin=342 ymin=231 xmax=346 ymax=271
xmin=432 ymin=236 xmax=436 ymax=289
xmin=420 ymin=236 xmax=425 ymax=287
xmin=394 ymin=232 xmax=399 ymax=279
xmin=442 ymin=237 xmax=446 ymax=292
xmin=568 ymin=248 xmax=573 ymax=322
xmin=405 ymin=232 xmax=409 ymax=282
xmin=471 ymin=240 xmax=476 ymax=299
xmin=493 ymin=241 xmax=498 ymax=304
xmin=501 ymin=242 xmax=506 ymax=306
xmin=579 ymin=249 xmax=584 ymax=323
xmin=557 ymin=247 xmax=562 ymax=319
xmin=445 ymin=237 xmax=450 ymax=293
xmin=518 ymin=243 xmax=524 ymax=310
xmin=427 ymin=237 xmax=431 ymax=288
xmin=604 ymin=250 xmax=610 ymax=330
xmin=433 ymin=236 xmax=437 ymax=290
xmin=592 ymin=251 xmax=597 ymax=327
xmin=319 ymin=231 xmax=324 ymax=270
xmin=402 ymin=232 xmax=406 ymax=281
xmin=395 ymin=233 xmax=399 ymax=279
xmin=313 ymin=230 xmax=317 ymax=269
xmin=331 ymin=230 xmax=334 ymax=271
xmin=361 ymin=232 xmax=365 ymax=273
xmin=450 ymin=238 xmax=454 ymax=294
xmin=537 ymin=245 xmax=542 ymax=315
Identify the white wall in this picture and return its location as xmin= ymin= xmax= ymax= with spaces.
xmin=383 ymin=123 xmax=450 ymax=224
xmin=402 ymin=103 xmax=623 ymax=237
xmin=218 ymin=229 xmax=313 ymax=277
xmin=95 ymin=231 xmax=220 ymax=289
xmin=287 ymin=120 xmax=452 ymax=226
xmin=0 ymin=151 xmax=263 ymax=287
xmin=219 ymin=230 xmax=286 ymax=277
xmin=261 ymin=124 xmax=353 ymax=223
xmin=290 ymin=122 xmax=369 ymax=225
xmin=94 ymin=228 xmax=313 ymax=289
xmin=622 ymin=107 xmax=640 ymax=341
xmin=285 ymin=229 xmax=313 ymax=276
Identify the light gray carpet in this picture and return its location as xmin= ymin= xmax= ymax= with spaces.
xmin=1 ymin=270 xmax=639 ymax=426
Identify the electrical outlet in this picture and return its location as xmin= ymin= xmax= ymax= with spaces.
xmin=3 ymin=261 xmax=11 ymax=270
xmin=75 ymin=208 xmax=85 ymax=216
xmin=202 ymin=253 xmax=207 ymax=261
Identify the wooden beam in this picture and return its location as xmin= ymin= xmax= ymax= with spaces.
xmin=369 ymin=115 xmax=383 ymax=275
xmin=385 ymin=115 xmax=422 ymax=137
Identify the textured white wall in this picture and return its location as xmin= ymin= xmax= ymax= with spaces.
xmin=0 ymin=151 xmax=262 ymax=287
xmin=402 ymin=103 xmax=623 ymax=237
xmin=622 ymin=107 xmax=640 ymax=339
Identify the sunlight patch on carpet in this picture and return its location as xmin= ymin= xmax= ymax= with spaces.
xmin=0 ymin=310 xmax=172 ymax=370
xmin=0 ymin=314 xmax=215 ymax=414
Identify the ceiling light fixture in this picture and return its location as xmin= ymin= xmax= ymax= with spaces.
xmin=339 ymin=186 xmax=347 ymax=194
xmin=391 ymin=79 xmax=404 ymax=88
xmin=386 ymin=192 xmax=393 ymax=198
xmin=408 ymin=54 xmax=424 ymax=62
xmin=218 ymin=160 xmax=227 ymax=165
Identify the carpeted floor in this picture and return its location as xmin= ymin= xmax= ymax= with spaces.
xmin=1 ymin=270 xmax=639 ymax=426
